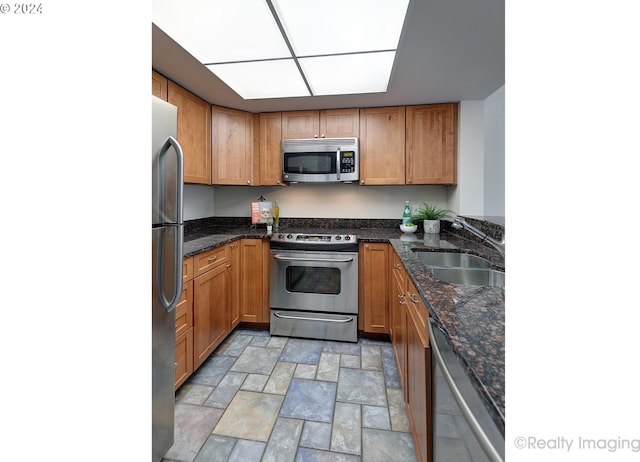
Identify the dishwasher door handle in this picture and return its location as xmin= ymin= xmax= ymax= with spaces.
xmin=428 ymin=319 xmax=504 ymax=462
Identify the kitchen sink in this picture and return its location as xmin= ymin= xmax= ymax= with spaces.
xmin=429 ymin=267 xmax=505 ymax=288
xmin=412 ymin=250 xmax=492 ymax=269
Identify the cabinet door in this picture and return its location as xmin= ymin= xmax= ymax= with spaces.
xmin=390 ymin=250 xmax=407 ymax=395
xmin=359 ymin=242 xmax=389 ymax=333
xmin=406 ymin=304 xmax=431 ymax=462
xmin=406 ymin=103 xmax=458 ymax=185
xmin=240 ymin=239 xmax=265 ymax=323
xmin=152 ymin=70 xmax=168 ymax=100
xmin=259 ymin=112 xmax=284 ymax=186
xmin=174 ymin=328 xmax=193 ymax=390
xmin=168 ymin=81 xmax=212 ymax=184
xmin=281 ymin=110 xmax=320 ymax=139
xmin=212 ymin=105 xmax=257 ymax=185
xmin=193 ymin=263 xmax=230 ymax=368
xmin=320 ymin=108 xmax=359 ymax=138
xmin=229 ymin=242 xmax=241 ymax=329
xmin=359 ymin=107 xmax=405 ymax=185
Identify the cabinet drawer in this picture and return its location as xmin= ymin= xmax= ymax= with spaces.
xmin=183 ymin=256 xmax=194 ymax=283
xmin=391 ymin=250 xmax=406 ymax=288
xmin=175 ymin=280 xmax=193 ymax=337
xmin=194 ymin=245 xmax=229 ymax=276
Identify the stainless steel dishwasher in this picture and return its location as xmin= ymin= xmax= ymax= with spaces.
xmin=428 ymin=318 xmax=505 ymax=462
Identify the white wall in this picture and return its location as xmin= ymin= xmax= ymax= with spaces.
xmin=184 ymin=91 xmax=506 ymax=221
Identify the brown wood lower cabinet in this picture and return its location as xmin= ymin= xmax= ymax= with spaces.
xmin=359 ymin=242 xmax=389 ymax=333
xmin=193 ymin=252 xmax=230 ymax=369
xmin=175 ymin=257 xmax=194 ymax=390
xmin=390 ymin=248 xmax=432 ymax=462
xmin=239 ymin=238 xmax=268 ymax=323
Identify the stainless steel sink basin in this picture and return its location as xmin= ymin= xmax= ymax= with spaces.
xmin=413 ymin=251 xmax=491 ymax=269
xmin=429 ymin=267 xmax=505 ymax=288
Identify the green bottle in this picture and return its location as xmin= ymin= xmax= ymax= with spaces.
xmin=402 ymin=201 xmax=412 ymax=224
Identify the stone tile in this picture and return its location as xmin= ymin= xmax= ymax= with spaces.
xmin=362 ymin=428 xmax=417 ymax=462
xmin=336 ymin=368 xmax=387 ymax=406
xmin=387 ymin=388 xmax=411 ymax=432
xmin=381 ymin=345 xmax=401 ymax=388
xmin=179 ymin=384 xmax=214 ymax=406
xmin=340 ymin=354 xmax=361 ymax=369
xmin=280 ymin=378 xmax=337 ymax=422
xmin=263 ymin=361 xmax=296 ymax=395
xmin=331 ymin=402 xmax=361 ymax=455
xmin=262 ymin=417 xmax=303 ymax=462
xmin=295 ymin=447 xmax=362 ymax=462
xmin=323 ymin=340 xmax=361 ymax=356
xmin=361 ymin=344 xmax=383 ymax=371
xmin=294 ymin=363 xmax=317 ymax=379
xmin=230 ymin=346 xmax=281 ymax=375
xmin=193 ymin=434 xmax=236 ymax=462
xmin=217 ymin=333 xmax=252 ymax=357
xmin=164 ymin=403 xmax=224 ymax=462
xmin=240 ymin=373 xmax=269 ymax=392
xmin=279 ymin=338 xmax=324 ymax=364
xmin=300 ymin=421 xmax=332 ymax=450
xmin=203 ymin=371 xmax=246 ymax=408
xmin=316 ymin=352 xmax=340 ymax=382
xmin=362 ymin=405 xmax=391 ymax=430
xmin=228 ymin=439 xmax=266 ymax=462
xmin=188 ymin=355 xmax=236 ymax=386
xmin=250 ymin=335 xmax=271 ymax=347
xmin=213 ymin=391 xmax=283 ymax=442
xmin=267 ymin=336 xmax=288 ymax=349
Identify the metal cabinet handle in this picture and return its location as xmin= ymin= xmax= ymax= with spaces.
xmin=409 ymin=293 xmax=420 ymax=304
xmin=394 ymin=263 xmax=402 ymax=270
xmin=208 ymin=256 xmax=218 ymax=262
xmin=398 ymin=294 xmax=407 ymax=305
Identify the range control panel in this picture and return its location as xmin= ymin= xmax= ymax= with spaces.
xmin=270 ymin=233 xmax=356 ymax=244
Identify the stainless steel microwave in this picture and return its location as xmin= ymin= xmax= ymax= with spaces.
xmin=281 ymin=137 xmax=359 ymax=183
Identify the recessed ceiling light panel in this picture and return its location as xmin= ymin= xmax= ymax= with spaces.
xmin=153 ymin=0 xmax=291 ymax=62
xmin=300 ymin=51 xmax=396 ymax=96
xmin=272 ymin=0 xmax=410 ymax=56
xmin=206 ymin=60 xmax=311 ymax=99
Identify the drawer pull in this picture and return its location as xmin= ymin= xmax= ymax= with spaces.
xmin=207 ymin=256 xmax=218 ymax=263
xmin=409 ymin=293 xmax=420 ymax=304
xmin=398 ymin=294 xmax=406 ymax=305
xmin=394 ymin=263 xmax=402 ymax=270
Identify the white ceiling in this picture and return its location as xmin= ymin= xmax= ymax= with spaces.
xmin=152 ymin=0 xmax=504 ymax=113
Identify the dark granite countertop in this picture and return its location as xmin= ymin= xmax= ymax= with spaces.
xmin=182 ymin=218 xmax=505 ymax=433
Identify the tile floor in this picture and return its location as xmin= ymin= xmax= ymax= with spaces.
xmin=163 ymin=328 xmax=418 ymax=462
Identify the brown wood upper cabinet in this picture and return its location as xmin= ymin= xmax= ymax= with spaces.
xmin=152 ymin=70 xmax=168 ymax=101
xmin=359 ymin=106 xmax=406 ymax=185
xmin=259 ymin=112 xmax=284 ymax=186
xmin=167 ymin=81 xmax=212 ymax=185
xmin=211 ymin=105 xmax=259 ymax=185
xmin=281 ymin=109 xmax=359 ymax=139
xmin=406 ymin=103 xmax=458 ymax=185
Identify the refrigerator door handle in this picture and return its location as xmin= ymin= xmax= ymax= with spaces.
xmin=157 ymin=135 xmax=184 ymax=313
xmin=159 ymin=135 xmax=184 ymax=224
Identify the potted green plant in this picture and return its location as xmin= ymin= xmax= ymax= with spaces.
xmin=412 ymin=202 xmax=453 ymax=234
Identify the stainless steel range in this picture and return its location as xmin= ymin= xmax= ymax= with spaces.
xmin=269 ymin=232 xmax=358 ymax=342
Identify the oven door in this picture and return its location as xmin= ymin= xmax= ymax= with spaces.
xmin=269 ymin=249 xmax=358 ymax=314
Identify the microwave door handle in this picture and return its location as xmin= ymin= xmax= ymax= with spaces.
xmin=336 ymin=148 xmax=341 ymax=181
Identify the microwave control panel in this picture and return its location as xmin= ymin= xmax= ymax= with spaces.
xmin=340 ymin=151 xmax=356 ymax=173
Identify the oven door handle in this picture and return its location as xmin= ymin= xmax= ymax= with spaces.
xmin=273 ymin=255 xmax=354 ymax=263
xmin=273 ymin=312 xmax=355 ymax=323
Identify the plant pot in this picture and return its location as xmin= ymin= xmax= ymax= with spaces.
xmin=423 ymin=219 xmax=440 ymax=234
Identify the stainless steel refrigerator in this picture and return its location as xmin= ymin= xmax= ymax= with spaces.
xmin=152 ymin=96 xmax=184 ymax=462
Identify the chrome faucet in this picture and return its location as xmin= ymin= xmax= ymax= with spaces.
xmin=451 ymin=216 xmax=505 ymax=258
